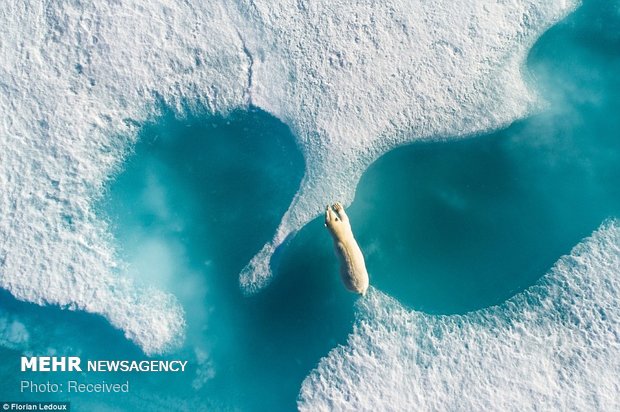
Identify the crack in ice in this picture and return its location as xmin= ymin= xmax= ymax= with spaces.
xmin=237 ymin=29 xmax=255 ymax=105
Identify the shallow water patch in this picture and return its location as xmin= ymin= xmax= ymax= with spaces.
xmin=100 ymin=107 xmax=356 ymax=410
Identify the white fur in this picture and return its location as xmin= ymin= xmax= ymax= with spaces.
xmin=325 ymin=202 xmax=369 ymax=295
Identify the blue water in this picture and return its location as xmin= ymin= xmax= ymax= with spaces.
xmin=349 ymin=0 xmax=620 ymax=314
xmin=1 ymin=1 xmax=620 ymax=410
xmin=96 ymin=108 xmax=361 ymax=410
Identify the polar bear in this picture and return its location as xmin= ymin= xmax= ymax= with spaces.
xmin=325 ymin=202 xmax=369 ymax=295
